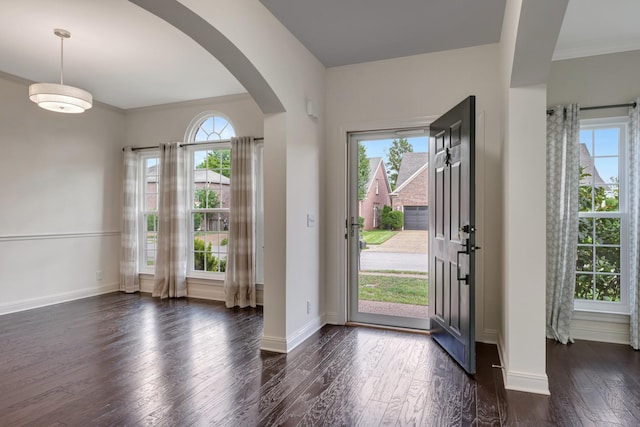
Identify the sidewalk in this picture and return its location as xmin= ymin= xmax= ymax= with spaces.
xmin=365 ymin=230 xmax=428 ymax=254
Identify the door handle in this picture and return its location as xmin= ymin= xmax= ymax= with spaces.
xmin=349 ymin=216 xmax=361 ymax=237
xmin=456 ymin=249 xmax=469 ymax=283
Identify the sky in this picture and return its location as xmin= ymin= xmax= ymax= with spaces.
xmin=361 ymin=136 xmax=428 ymax=166
xmin=580 ymin=128 xmax=619 ymax=184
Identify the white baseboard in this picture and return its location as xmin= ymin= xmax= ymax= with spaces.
xmin=260 ymin=335 xmax=288 ymax=353
xmin=0 ymin=282 xmax=119 ymax=315
xmin=481 ymin=328 xmax=499 ymax=344
xmin=325 ymin=311 xmax=340 ymax=325
xmin=260 ymin=315 xmax=325 ymax=354
xmin=497 ymin=332 xmax=550 ymax=395
xmin=504 ymin=370 xmax=550 ymax=395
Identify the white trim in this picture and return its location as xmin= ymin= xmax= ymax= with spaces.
xmin=553 ymin=41 xmax=640 ymax=62
xmin=0 ymin=231 xmax=120 ymax=242
xmin=259 ymin=335 xmax=288 ymax=353
xmin=126 ymin=93 xmax=252 ymax=114
xmin=325 ymin=311 xmax=340 ymax=325
xmin=504 ymin=370 xmax=550 ymax=395
xmin=338 ymin=116 xmax=436 ymax=328
xmin=184 ymin=111 xmax=236 ymax=143
xmin=571 ymin=310 xmax=630 ymax=345
xmin=575 ymin=117 xmax=630 ymax=314
xmin=481 ymin=328 xmax=499 ymax=344
xmin=260 ymin=315 xmax=325 ymax=353
xmin=0 ymin=282 xmax=119 ymax=316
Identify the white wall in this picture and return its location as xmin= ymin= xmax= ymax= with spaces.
xmin=548 ymin=49 xmax=640 ymax=344
xmin=124 ymin=94 xmax=263 ymax=146
xmin=498 ymin=0 xmax=568 ymax=395
xmin=548 ymin=49 xmax=640 ymax=119
xmin=179 ymin=0 xmax=327 ymax=351
xmin=0 ymin=73 xmax=125 ymax=314
xmin=324 ymin=43 xmax=504 ymax=343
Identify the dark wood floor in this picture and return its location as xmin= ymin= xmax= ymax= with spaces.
xmin=0 ymin=293 xmax=638 ymax=426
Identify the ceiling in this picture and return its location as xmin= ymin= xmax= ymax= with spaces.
xmin=259 ymin=0 xmax=507 ymax=67
xmin=0 ymin=0 xmax=638 ymax=110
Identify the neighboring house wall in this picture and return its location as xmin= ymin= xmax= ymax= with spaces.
xmin=390 ymin=152 xmax=428 ymax=230
xmin=391 ymin=166 xmax=428 ymax=210
xmin=359 ymin=158 xmax=391 ymax=230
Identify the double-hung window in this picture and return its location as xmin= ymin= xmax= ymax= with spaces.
xmin=575 ymin=117 xmax=629 ymax=313
xmin=141 ymin=155 xmax=160 ymax=271
xmin=188 ymin=114 xmax=235 ymax=277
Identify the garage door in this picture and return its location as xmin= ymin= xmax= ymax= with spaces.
xmin=404 ymin=206 xmax=428 ymax=230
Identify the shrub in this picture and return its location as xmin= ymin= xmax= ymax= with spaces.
xmin=381 ymin=206 xmax=403 ymax=230
xmin=220 ymin=237 xmax=228 ymax=246
xmin=358 ymin=216 xmax=365 ymax=229
xmin=194 ymin=238 xmax=221 ymax=272
xmin=387 ymin=211 xmax=404 ymax=230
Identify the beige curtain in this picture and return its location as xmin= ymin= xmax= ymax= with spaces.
xmin=224 ymin=137 xmax=257 ymax=308
xmin=120 ymin=147 xmax=140 ymax=293
xmin=153 ymin=142 xmax=187 ymax=299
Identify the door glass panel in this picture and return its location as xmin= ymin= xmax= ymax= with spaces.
xmin=349 ymin=131 xmax=429 ymax=329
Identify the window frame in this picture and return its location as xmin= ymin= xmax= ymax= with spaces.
xmin=186 ymin=141 xmax=231 ymax=280
xmin=139 ymin=151 xmax=161 ymax=274
xmin=574 ymin=116 xmax=629 ymax=314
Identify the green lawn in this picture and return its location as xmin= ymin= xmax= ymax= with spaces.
xmin=359 ymin=274 xmax=428 ymax=305
xmin=361 ymin=230 xmax=398 ymax=245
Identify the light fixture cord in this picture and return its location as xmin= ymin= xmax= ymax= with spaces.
xmin=59 ymin=34 xmax=64 ymax=85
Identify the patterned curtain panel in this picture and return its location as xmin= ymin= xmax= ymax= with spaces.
xmin=546 ymin=104 xmax=580 ymax=344
xmin=224 ymin=137 xmax=257 ymax=308
xmin=153 ymin=142 xmax=187 ymax=299
xmin=120 ymin=147 xmax=140 ymax=293
xmin=629 ymin=100 xmax=640 ymax=350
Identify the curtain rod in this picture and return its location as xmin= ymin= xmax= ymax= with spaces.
xmin=123 ymin=137 xmax=264 ymax=152
xmin=547 ymin=102 xmax=637 ymax=116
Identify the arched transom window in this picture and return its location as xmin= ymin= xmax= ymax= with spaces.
xmin=191 ymin=114 xmax=236 ymax=142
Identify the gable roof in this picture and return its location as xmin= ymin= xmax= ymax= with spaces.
xmin=365 ymin=157 xmax=391 ymax=195
xmin=395 ymin=152 xmax=428 ymax=188
xmin=146 ymin=165 xmax=230 ymax=185
xmin=579 ymin=143 xmax=608 ymax=189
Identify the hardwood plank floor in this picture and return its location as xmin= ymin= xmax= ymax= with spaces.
xmin=0 ymin=293 xmax=638 ymax=426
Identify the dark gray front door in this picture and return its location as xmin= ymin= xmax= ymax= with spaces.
xmin=428 ymin=96 xmax=476 ymax=374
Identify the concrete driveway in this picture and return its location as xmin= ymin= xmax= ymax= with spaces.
xmin=365 ymin=230 xmax=427 ymax=254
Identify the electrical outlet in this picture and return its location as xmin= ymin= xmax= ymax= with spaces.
xmin=96 ymin=270 xmax=102 ymax=281
xmin=306 ymin=300 xmax=311 ymax=314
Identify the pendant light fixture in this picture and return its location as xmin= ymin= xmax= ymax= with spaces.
xmin=29 ymin=29 xmax=92 ymax=113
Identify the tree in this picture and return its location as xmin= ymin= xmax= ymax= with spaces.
xmin=193 ymin=189 xmax=221 ymax=230
xmin=386 ymin=138 xmax=413 ymax=188
xmin=358 ymin=143 xmax=370 ymax=200
xmin=198 ymin=149 xmax=231 ymax=178
xmin=575 ymin=166 xmax=620 ymax=301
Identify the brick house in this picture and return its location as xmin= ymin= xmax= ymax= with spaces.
xmin=390 ymin=152 xmax=428 ymax=230
xmin=359 ymin=157 xmax=391 ymax=230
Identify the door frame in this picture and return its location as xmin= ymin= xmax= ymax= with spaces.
xmin=346 ymin=128 xmax=430 ymax=330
